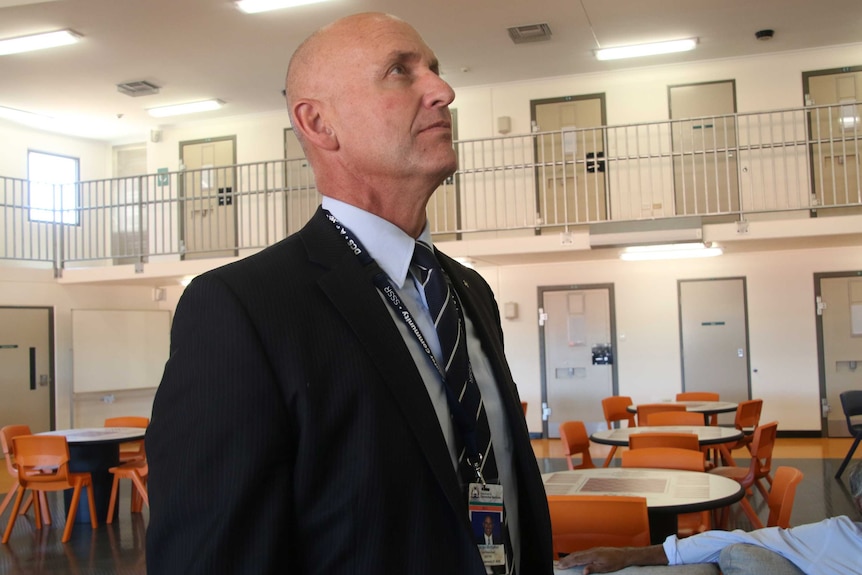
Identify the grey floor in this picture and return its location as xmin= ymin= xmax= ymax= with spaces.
xmin=1 ymin=457 xmax=859 ymax=574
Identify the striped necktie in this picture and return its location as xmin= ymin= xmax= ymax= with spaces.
xmin=412 ymin=241 xmax=513 ymax=574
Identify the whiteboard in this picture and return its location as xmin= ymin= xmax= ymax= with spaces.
xmin=72 ymin=309 xmax=170 ymax=393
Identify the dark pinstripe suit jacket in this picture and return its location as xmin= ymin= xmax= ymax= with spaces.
xmin=145 ymin=208 xmax=553 ymax=575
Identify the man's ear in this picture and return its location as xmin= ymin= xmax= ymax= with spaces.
xmin=292 ymin=100 xmax=338 ymax=151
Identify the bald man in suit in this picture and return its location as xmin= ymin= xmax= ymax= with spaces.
xmin=145 ymin=12 xmax=553 ymax=575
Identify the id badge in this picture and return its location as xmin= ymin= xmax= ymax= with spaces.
xmin=469 ymin=482 xmax=505 ymax=568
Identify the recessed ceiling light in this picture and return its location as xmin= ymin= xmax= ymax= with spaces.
xmin=0 ymin=29 xmax=81 ymax=56
xmin=147 ymin=99 xmax=224 ymax=118
xmin=235 ymin=0 xmax=329 ymax=14
xmin=595 ymin=38 xmax=697 ymax=61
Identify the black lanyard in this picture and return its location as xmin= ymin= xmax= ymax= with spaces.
xmin=323 ymin=210 xmax=485 ymax=482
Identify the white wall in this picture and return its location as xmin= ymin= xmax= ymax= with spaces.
xmin=0 ymin=266 xmax=164 ymax=429
xmin=453 ymin=43 xmax=862 ymax=139
xmin=465 ymin=244 xmax=862 ymax=434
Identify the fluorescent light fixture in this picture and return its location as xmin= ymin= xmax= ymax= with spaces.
xmin=0 ymin=104 xmax=52 ymax=123
xmin=620 ymin=242 xmax=723 ymax=261
xmin=595 ymin=38 xmax=697 ymax=61
xmin=235 ymin=0 xmax=329 ymax=14
xmin=454 ymin=257 xmax=476 ymax=269
xmin=147 ymin=99 xmax=224 ymax=118
xmin=0 ymin=29 xmax=81 ymax=56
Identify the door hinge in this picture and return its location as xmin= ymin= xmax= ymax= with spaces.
xmin=538 ymin=307 xmax=548 ymax=326
xmin=541 ymin=402 xmax=551 ymax=421
xmin=816 ymin=296 xmax=827 ymax=316
xmin=821 ymin=397 xmax=831 ymax=418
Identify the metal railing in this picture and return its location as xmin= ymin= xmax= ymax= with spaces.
xmin=1 ymin=101 xmax=860 ymax=270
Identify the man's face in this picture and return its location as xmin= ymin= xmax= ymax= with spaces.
xmin=322 ymin=17 xmax=457 ymax=189
xmin=483 ymin=515 xmax=493 ymax=535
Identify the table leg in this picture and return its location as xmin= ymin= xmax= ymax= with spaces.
xmin=647 ymin=511 xmax=677 ymax=545
xmin=67 ymin=443 xmax=120 ymax=524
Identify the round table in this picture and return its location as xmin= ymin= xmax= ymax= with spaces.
xmin=38 ymin=427 xmax=146 ymax=523
xmin=542 ymin=468 xmax=743 ymax=544
xmin=591 ymin=425 xmax=743 ymax=447
xmin=591 ymin=425 xmax=743 ymax=466
xmin=627 ymin=401 xmax=738 ymax=424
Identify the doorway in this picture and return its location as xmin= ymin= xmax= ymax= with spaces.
xmin=803 ymin=67 xmax=862 ymax=216
xmin=815 ymin=272 xmax=862 ymax=435
xmin=0 ymin=307 xmax=54 ymax=435
xmin=539 ymin=284 xmax=617 ymax=438
xmin=531 ymin=95 xmax=608 ymax=230
xmin=179 ymin=136 xmax=237 ymax=259
xmin=669 ymin=80 xmax=739 ymax=219
xmin=678 ymin=278 xmax=751 ymax=424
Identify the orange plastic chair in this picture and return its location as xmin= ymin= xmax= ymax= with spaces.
xmin=104 ymin=416 xmax=149 ymax=464
xmin=766 ymin=466 xmax=804 ymax=528
xmin=721 ymin=399 xmax=763 ymax=466
xmin=621 ymin=447 xmax=710 ymax=537
xmin=676 ymin=392 xmax=720 ymax=425
xmin=0 ymin=425 xmax=51 ymax=525
xmin=602 ymin=396 xmax=637 ymax=429
xmin=621 ymin=447 xmax=706 ymax=472
xmin=547 ymin=495 xmax=650 ymax=556
xmin=646 ymin=411 xmax=706 ymax=427
xmin=521 ymin=401 xmax=528 ymax=416
xmin=710 ymin=421 xmax=779 ymax=529
xmin=106 ymin=460 xmax=149 ymax=523
xmin=2 ymin=435 xmax=97 ymax=544
xmin=629 ymin=432 xmax=700 ymax=451
xmin=600 ymin=396 xmax=637 ymax=467
xmin=636 ymin=403 xmax=686 ymax=426
xmin=558 ymin=421 xmax=595 ymax=470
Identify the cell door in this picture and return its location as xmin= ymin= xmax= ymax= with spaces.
xmin=804 ymin=69 xmax=862 ymax=216
xmin=679 ymin=278 xmax=750 ymax=424
xmin=0 ymin=307 xmax=53 ymax=435
xmin=540 ymin=285 xmax=616 ymax=438
xmin=816 ymin=273 xmax=862 ymax=436
xmin=669 ymin=81 xmax=740 ymax=216
xmin=532 ymin=95 xmax=608 ymax=229
xmin=180 ymin=137 xmax=237 ymax=259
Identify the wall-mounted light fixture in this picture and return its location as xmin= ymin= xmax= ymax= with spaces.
xmin=595 ymin=38 xmax=697 ymax=61
xmin=0 ymin=29 xmax=81 ymax=56
xmin=839 ymin=98 xmax=859 ymax=132
xmin=147 ymin=99 xmax=224 ymax=118
xmin=619 ymin=242 xmax=722 ymax=261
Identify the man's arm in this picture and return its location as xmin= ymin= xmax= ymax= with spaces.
xmin=146 ymin=274 xmax=295 ymax=574
xmin=557 ymin=545 xmax=668 ymax=573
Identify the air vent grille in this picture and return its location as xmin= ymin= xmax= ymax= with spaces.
xmin=116 ymin=81 xmax=160 ymax=97
xmin=507 ymin=23 xmax=552 ymax=44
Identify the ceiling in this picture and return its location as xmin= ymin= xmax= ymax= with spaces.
xmin=2 ymin=0 xmax=862 ymax=142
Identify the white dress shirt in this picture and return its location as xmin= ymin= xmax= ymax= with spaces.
xmin=663 ymin=516 xmax=862 ymax=575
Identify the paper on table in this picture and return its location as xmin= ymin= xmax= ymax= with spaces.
xmin=554 ymin=561 xmax=585 ymax=574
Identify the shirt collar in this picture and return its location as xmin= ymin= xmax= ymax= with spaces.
xmin=322 ymin=197 xmax=433 ymax=288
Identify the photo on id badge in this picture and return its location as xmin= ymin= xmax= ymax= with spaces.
xmin=469 ymin=483 xmax=505 ymax=571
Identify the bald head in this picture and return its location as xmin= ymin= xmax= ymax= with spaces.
xmin=286 ymin=13 xmax=404 ymax=132
xmin=281 ymin=12 xmax=456 ymax=236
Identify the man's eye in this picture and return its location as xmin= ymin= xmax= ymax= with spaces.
xmin=389 ymin=64 xmax=406 ymax=76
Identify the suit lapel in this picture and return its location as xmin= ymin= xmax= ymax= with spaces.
xmin=300 ymin=210 xmax=466 ymax=520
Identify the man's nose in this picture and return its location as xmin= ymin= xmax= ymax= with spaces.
xmin=422 ymin=71 xmax=455 ymax=109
